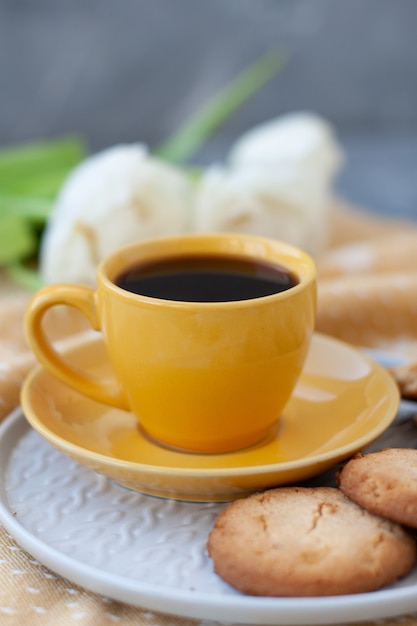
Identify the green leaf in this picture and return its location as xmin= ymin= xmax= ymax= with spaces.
xmin=5 ymin=262 xmax=44 ymax=292
xmin=0 ymin=135 xmax=87 ymax=179
xmin=0 ymin=136 xmax=87 ymax=275
xmin=0 ymin=195 xmax=53 ymax=222
xmin=0 ymin=212 xmax=37 ymax=264
xmin=0 ymin=168 xmax=74 ymax=198
xmin=155 ymin=49 xmax=288 ymax=164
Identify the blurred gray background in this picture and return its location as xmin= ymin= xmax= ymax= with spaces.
xmin=1 ymin=0 xmax=416 ymax=219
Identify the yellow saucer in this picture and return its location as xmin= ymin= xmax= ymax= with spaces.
xmin=21 ymin=333 xmax=399 ymax=502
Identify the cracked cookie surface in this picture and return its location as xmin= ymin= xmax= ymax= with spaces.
xmin=207 ymin=486 xmax=416 ymax=596
xmin=338 ymin=448 xmax=417 ymax=528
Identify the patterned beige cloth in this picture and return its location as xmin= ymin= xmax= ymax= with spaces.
xmin=1 ymin=202 xmax=417 ymax=625
xmin=316 ymin=203 xmax=417 ymax=359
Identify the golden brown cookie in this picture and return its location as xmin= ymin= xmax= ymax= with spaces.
xmin=207 ymin=486 xmax=416 ymax=597
xmin=389 ymin=362 xmax=417 ymax=399
xmin=338 ymin=448 xmax=417 ymax=528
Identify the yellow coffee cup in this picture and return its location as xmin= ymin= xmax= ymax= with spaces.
xmin=24 ymin=233 xmax=316 ymax=453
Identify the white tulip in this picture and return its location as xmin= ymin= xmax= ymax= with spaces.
xmin=40 ymin=144 xmax=193 ymax=285
xmin=193 ymin=112 xmax=343 ymax=256
xmin=193 ymin=164 xmax=331 ymax=255
xmin=229 ymin=111 xmax=343 ymax=184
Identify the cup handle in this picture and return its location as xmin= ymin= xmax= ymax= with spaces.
xmin=24 ymin=284 xmax=129 ymax=410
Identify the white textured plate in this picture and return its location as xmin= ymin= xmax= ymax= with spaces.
xmin=2 ymin=403 xmax=417 ymax=625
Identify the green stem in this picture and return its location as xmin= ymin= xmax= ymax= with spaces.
xmin=155 ymin=49 xmax=287 ymax=164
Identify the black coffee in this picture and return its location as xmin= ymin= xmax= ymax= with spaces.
xmin=116 ymin=254 xmax=298 ymax=303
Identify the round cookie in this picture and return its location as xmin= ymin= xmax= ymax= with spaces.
xmin=207 ymin=486 xmax=416 ymax=597
xmin=338 ymin=448 xmax=417 ymax=528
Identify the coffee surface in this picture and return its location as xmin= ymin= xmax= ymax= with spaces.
xmin=116 ymin=254 xmax=298 ymax=302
